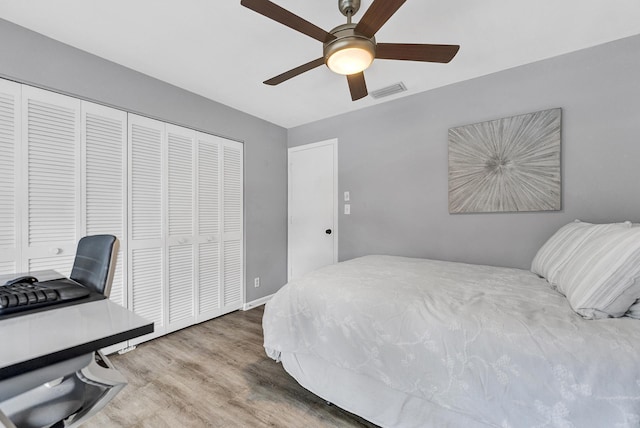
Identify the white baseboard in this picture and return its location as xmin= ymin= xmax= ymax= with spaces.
xmin=243 ymin=294 xmax=274 ymax=311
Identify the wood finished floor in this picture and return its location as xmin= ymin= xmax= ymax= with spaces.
xmin=84 ymin=306 xmax=378 ymax=428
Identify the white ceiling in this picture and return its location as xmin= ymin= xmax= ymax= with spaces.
xmin=1 ymin=1 xmax=639 ymax=128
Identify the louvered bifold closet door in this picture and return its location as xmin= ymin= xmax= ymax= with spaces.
xmin=81 ymin=101 xmax=127 ymax=307
xmin=22 ymin=86 xmax=81 ymax=274
xmin=0 ymin=79 xmax=21 ymax=275
xmin=221 ymin=140 xmax=243 ymax=309
xmin=196 ymin=132 xmax=221 ymax=322
xmin=166 ymin=124 xmax=196 ymax=333
xmin=128 ymin=114 xmax=165 ymax=344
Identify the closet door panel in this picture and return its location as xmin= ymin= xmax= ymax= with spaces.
xmin=22 ymin=86 xmax=81 ymax=275
xmin=168 ymin=244 xmax=194 ymax=325
xmin=221 ymin=141 xmax=243 ymax=309
xmin=28 ymin=255 xmax=76 ymax=273
xmin=129 ymin=247 xmax=163 ymax=345
xmin=196 ymin=133 xmax=221 ymax=321
xmin=130 ymin=118 xmax=163 ymax=242
xmin=222 ymin=143 xmax=243 ymax=240
xmin=128 ymin=114 xmax=165 ymax=342
xmin=0 ymin=79 xmax=21 ymax=275
xmin=198 ymin=241 xmax=219 ymax=315
xmin=82 ymin=101 xmax=127 ymax=307
xmin=197 ymin=136 xmax=219 ymax=239
xmin=167 ymin=125 xmax=195 ymax=240
xmin=166 ymin=124 xmax=196 ymax=332
xmin=223 ymin=240 xmax=242 ymax=306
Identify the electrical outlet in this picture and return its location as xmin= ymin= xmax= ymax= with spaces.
xmin=254 ymin=277 xmax=260 ymax=288
xmin=344 ymin=204 xmax=351 ymax=215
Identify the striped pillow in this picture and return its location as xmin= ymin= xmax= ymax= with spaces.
xmin=555 ymin=227 xmax=640 ymax=319
xmin=530 ymin=221 xmax=630 ymax=286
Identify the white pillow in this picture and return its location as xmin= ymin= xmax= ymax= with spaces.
xmin=530 ymin=221 xmax=631 ymax=286
xmin=555 ymin=227 xmax=640 ymax=319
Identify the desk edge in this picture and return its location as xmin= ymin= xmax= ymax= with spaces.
xmin=0 ymin=323 xmax=153 ymax=380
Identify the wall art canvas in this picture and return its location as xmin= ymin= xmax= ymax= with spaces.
xmin=448 ymin=108 xmax=561 ymax=213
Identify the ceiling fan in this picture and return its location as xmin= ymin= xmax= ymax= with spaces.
xmin=240 ymin=0 xmax=460 ymax=101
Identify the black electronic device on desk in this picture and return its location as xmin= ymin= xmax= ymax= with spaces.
xmin=0 ymin=275 xmax=105 ymax=319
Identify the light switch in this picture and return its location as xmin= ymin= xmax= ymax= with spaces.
xmin=344 ymin=204 xmax=351 ymax=215
xmin=344 ymin=191 xmax=350 ymax=201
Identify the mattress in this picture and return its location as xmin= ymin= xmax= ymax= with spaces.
xmin=263 ymin=255 xmax=640 ymax=427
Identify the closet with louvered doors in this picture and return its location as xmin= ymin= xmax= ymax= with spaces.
xmin=128 ymin=115 xmax=244 ymax=345
xmin=0 ymin=79 xmax=127 ymax=304
xmin=164 ymin=126 xmax=245 ymax=333
xmin=0 ymin=77 xmax=244 ymax=349
xmin=196 ymin=133 xmax=244 ymax=322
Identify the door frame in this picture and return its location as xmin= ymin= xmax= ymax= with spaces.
xmin=287 ymin=139 xmax=339 ymax=281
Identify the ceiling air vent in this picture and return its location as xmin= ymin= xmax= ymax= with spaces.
xmin=370 ymin=82 xmax=407 ymax=99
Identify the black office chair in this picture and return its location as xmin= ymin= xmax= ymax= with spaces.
xmin=0 ymin=235 xmax=126 ymax=428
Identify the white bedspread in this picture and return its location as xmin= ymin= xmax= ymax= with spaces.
xmin=263 ymin=255 xmax=640 ymax=427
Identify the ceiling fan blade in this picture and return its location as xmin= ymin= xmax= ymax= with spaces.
xmin=263 ymin=57 xmax=325 ymax=86
xmin=347 ymin=72 xmax=368 ymax=101
xmin=241 ymin=0 xmax=335 ymax=43
xmin=376 ymin=43 xmax=460 ymax=63
xmin=355 ymin=0 xmax=407 ymax=38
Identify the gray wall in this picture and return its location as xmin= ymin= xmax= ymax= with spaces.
xmin=0 ymin=18 xmax=288 ymax=302
xmin=288 ymin=34 xmax=640 ymax=269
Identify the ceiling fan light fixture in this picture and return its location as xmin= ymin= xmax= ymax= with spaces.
xmin=326 ymin=44 xmax=375 ymax=75
xmin=324 ymin=28 xmax=376 ymax=75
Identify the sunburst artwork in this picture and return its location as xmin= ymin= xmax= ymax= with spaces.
xmin=448 ymin=108 xmax=561 ymax=213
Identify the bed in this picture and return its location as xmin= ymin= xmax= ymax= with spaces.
xmin=263 ymin=221 xmax=640 ymax=427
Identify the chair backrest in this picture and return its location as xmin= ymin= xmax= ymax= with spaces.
xmin=70 ymin=235 xmax=119 ymax=297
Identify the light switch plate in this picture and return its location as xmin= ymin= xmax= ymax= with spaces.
xmin=344 ymin=191 xmax=350 ymax=201
xmin=344 ymin=204 xmax=351 ymax=215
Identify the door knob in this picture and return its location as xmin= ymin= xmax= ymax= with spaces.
xmin=325 ymin=229 xmax=332 ymax=235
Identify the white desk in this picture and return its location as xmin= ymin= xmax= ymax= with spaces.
xmin=0 ymin=271 xmax=153 ymax=400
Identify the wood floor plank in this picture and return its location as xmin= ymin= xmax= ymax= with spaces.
xmin=84 ymin=306 xmax=378 ymax=427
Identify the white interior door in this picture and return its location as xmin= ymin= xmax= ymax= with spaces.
xmin=288 ymin=139 xmax=338 ymax=280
